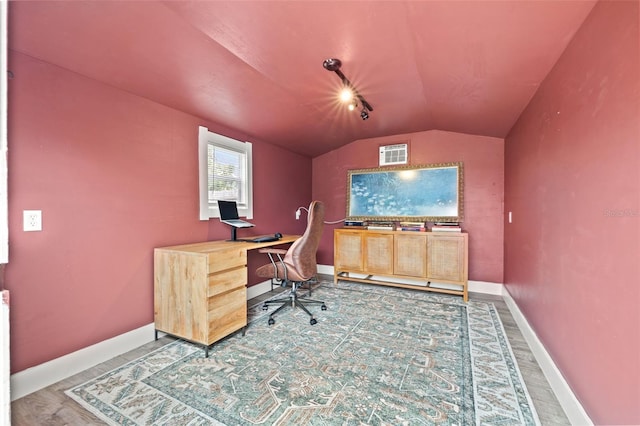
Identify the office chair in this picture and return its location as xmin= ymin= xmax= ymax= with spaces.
xmin=255 ymin=200 xmax=327 ymax=325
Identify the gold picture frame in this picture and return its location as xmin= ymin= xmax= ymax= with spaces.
xmin=346 ymin=162 xmax=464 ymax=222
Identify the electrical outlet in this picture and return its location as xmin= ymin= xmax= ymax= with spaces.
xmin=23 ymin=210 xmax=42 ymax=232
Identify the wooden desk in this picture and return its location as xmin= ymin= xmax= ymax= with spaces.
xmin=154 ymin=235 xmax=299 ymax=356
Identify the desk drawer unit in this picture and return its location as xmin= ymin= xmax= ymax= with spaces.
xmin=207 ymin=266 xmax=247 ymax=344
xmin=154 ymin=243 xmax=248 ymax=355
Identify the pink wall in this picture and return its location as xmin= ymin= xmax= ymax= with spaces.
xmin=312 ymin=130 xmax=504 ymax=283
xmin=6 ymin=52 xmax=311 ymax=373
xmin=504 ymin=1 xmax=639 ymax=424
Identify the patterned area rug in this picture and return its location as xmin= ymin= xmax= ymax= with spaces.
xmin=66 ymin=282 xmax=540 ymax=425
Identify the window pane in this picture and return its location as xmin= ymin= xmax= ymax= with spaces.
xmin=208 ymin=145 xmax=245 ymax=204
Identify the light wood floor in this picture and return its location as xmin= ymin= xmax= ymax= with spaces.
xmin=11 ymin=278 xmax=570 ymax=425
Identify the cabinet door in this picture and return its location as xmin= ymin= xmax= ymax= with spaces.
xmin=394 ymin=233 xmax=427 ymax=277
xmin=427 ymin=233 xmax=468 ymax=283
xmin=364 ymin=233 xmax=394 ymax=274
xmin=334 ymin=230 xmax=364 ymax=271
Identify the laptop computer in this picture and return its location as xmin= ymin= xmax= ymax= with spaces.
xmin=217 ymin=200 xmax=255 ymax=228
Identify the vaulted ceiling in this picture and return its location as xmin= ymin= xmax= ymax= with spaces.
xmin=8 ymin=1 xmax=597 ymax=157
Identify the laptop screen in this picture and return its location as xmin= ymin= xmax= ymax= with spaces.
xmin=218 ymin=200 xmax=240 ymax=220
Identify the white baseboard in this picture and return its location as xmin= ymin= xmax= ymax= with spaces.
xmin=502 ymin=288 xmax=592 ymax=425
xmin=318 ymin=264 xmax=504 ymax=296
xmin=11 ymin=265 xmax=586 ymax=426
xmin=2 ymin=291 xmax=10 ymax=425
xmin=468 ymin=280 xmax=503 ymax=295
xmin=247 ymin=279 xmax=275 ymax=300
xmin=10 ymin=323 xmax=157 ymax=401
xmin=11 ymin=282 xmax=279 ymax=401
xmin=317 ymin=264 xmax=334 ymax=276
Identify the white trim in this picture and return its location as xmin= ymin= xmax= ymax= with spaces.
xmin=318 ymin=264 xmax=504 ymax=295
xmin=10 ymin=283 xmax=275 ymax=399
xmin=502 ymin=288 xmax=593 ymax=426
xmin=198 ymin=126 xmax=253 ymax=221
xmin=317 ymin=264 xmax=335 ymax=276
xmin=468 ymin=280 xmax=503 ymax=295
xmin=247 ymin=279 xmax=275 ymax=300
xmin=0 ymin=0 xmax=8 ymax=264
xmin=1 ymin=291 xmax=9 ymax=425
xmin=11 ymin=265 xmax=588 ymax=426
xmin=10 ymin=323 xmax=157 ymax=401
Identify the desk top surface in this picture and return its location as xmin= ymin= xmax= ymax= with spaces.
xmin=155 ymin=234 xmax=300 ymax=254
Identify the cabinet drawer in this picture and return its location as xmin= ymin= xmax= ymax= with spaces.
xmin=208 ymin=287 xmax=247 ymax=343
xmin=208 ymin=267 xmax=247 ymax=297
xmin=207 ymin=248 xmax=247 ymax=273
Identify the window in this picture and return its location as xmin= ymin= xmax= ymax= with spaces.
xmin=198 ymin=126 xmax=253 ymax=220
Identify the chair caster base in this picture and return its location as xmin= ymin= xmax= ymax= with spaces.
xmin=310 ymin=318 xmax=317 ymax=325
xmin=321 ymin=304 xmax=327 ymax=310
xmin=268 ymin=317 xmax=275 ymax=326
xmin=262 ymin=304 xmax=268 ymax=311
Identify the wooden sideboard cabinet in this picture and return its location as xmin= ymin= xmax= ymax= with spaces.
xmin=154 ymin=241 xmax=248 ymax=356
xmin=334 ymin=228 xmax=469 ymax=301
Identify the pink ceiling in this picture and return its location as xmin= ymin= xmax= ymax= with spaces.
xmin=8 ymin=1 xmax=596 ymax=157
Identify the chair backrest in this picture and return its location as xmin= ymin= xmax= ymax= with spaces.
xmin=283 ymin=201 xmax=325 ymax=281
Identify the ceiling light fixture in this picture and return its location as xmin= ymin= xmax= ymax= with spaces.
xmin=323 ymin=58 xmax=373 ymax=120
xmin=339 ymin=87 xmax=354 ymax=103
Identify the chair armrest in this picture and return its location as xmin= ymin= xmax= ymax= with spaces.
xmin=258 ymin=247 xmax=288 ymax=282
xmin=258 ymin=248 xmax=288 ymax=255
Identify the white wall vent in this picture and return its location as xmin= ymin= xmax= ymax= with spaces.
xmin=379 ymin=143 xmax=408 ymax=166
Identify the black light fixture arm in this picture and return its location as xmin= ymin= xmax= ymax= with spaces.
xmin=323 ymin=58 xmax=373 ymax=112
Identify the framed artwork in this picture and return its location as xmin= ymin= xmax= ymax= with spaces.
xmin=346 ymin=162 xmax=464 ymax=222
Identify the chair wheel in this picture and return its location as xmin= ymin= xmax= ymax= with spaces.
xmin=321 ymin=304 xmax=327 ymax=311
xmin=262 ymin=304 xmax=268 ymax=311
xmin=268 ymin=317 xmax=275 ymax=326
xmin=310 ymin=318 xmax=317 ymax=325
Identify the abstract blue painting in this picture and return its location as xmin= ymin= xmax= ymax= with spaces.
xmin=347 ymin=163 xmax=463 ymax=221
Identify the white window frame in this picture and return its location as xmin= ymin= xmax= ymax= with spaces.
xmin=198 ymin=126 xmax=253 ymax=220
xmin=0 ymin=5 xmax=8 ymax=423
xmin=0 ymin=0 xmax=8 ymax=264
